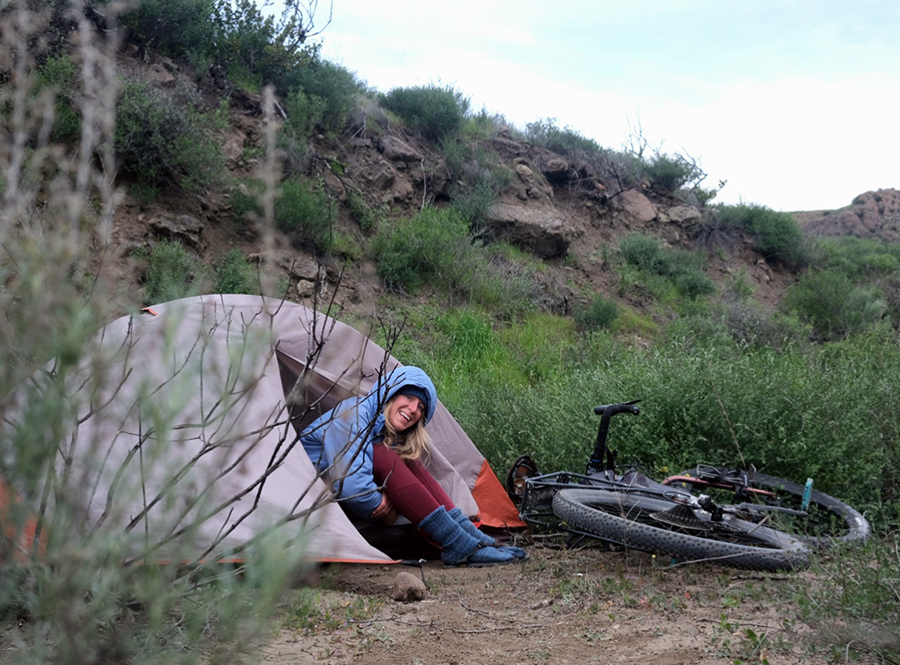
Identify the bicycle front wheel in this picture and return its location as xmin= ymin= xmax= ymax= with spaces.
xmin=552 ymin=488 xmax=809 ymax=572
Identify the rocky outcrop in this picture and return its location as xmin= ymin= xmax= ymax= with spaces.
xmin=484 ymin=202 xmax=571 ymax=258
xmin=802 ymin=189 xmax=900 ymax=242
xmin=150 ymin=214 xmax=204 ymax=249
xmin=611 ymin=189 xmax=657 ymax=224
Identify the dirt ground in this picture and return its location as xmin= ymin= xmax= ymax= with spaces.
xmin=256 ymin=540 xmax=828 ymax=665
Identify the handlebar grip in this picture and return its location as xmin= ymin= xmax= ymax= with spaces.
xmin=593 ymin=401 xmax=641 ymax=416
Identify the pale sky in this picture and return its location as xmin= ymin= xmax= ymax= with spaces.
xmin=298 ymin=0 xmax=899 ymax=212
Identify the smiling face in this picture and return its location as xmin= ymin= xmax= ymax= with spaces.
xmin=386 ymin=393 xmax=425 ymax=432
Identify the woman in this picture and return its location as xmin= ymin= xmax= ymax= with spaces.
xmin=300 ymin=366 xmax=525 ymax=566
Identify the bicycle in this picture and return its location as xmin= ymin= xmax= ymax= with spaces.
xmin=518 ymin=400 xmax=871 ymax=571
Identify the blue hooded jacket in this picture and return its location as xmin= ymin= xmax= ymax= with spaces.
xmin=299 ymin=366 xmax=438 ymax=518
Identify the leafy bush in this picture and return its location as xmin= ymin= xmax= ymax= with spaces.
xmin=617 ymin=233 xmax=716 ymax=300
xmin=718 ymin=298 xmax=806 ymax=350
xmin=618 ymin=233 xmax=668 ymax=274
xmin=573 ymin=294 xmax=620 ymax=331
xmin=115 ymin=80 xmax=227 ymax=191
xmin=282 ymin=56 xmax=363 ymax=134
xmin=283 ymin=87 xmax=327 ymax=141
xmin=781 ymin=269 xmax=887 ymax=341
xmin=380 ymin=84 xmax=469 ymax=142
xmin=462 ymin=107 xmax=509 ymax=142
xmin=372 ymin=207 xmax=470 ymax=293
xmin=274 ymin=178 xmax=334 ymax=255
xmin=525 ymin=118 xmax=603 ymax=158
xmin=36 ymin=54 xmax=80 ymax=145
xmin=716 ymin=203 xmax=809 ymax=268
xmin=372 ymin=208 xmax=540 ymax=318
xmin=345 ymin=189 xmax=385 ymax=233
xmin=119 ymin=0 xmax=217 ymax=66
xmin=230 ymin=178 xmax=265 ymax=223
xmin=213 ymin=248 xmax=258 ymax=294
xmin=644 ymin=151 xmax=706 ymax=194
xmin=144 ymin=240 xmax=203 ymax=304
xmin=442 ymin=141 xmax=512 ymax=229
xmin=816 ymin=236 xmax=900 ymax=278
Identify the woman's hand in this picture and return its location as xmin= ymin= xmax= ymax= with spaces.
xmin=370 ymin=493 xmax=398 ymax=525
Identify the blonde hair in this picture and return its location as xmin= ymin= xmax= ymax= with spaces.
xmin=381 ymin=397 xmax=431 ymax=461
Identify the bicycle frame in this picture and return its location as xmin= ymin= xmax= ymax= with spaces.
xmin=519 ymin=401 xmax=808 ymax=535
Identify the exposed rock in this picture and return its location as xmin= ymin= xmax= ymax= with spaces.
xmin=802 ymin=188 xmax=900 ymax=242
xmin=222 ymin=130 xmax=247 ymax=168
xmin=665 ymin=205 xmax=702 ymax=225
xmin=385 ymin=177 xmax=415 ymax=203
xmin=149 ymin=214 xmax=204 ymax=249
xmin=391 ymin=571 xmax=426 ymax=602
xmin=514 ymin=163 xmax=552 ymax=201
xmin=540 ymin=156 xmax=572 ymax=183
xmin=570 ymin=158 xmax=595 ymax=179
xmin=378 ymin=135 xmax=423 ymax=163
xmin=368 ymin=164 xmax=396 ymax=191
xmin=147 ymin=63 xmax=176 ymax=87
xmin=611 ymin=189 xmax=657 ymax=224
xmin=347 ymin=137 xmax=373 ymax=149
xmin=485 ymin=203 xmax=570 ymax=259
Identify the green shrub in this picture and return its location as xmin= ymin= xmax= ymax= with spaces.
xmin=345 ymin=189 xmax=385 ymax=233
xmin=372 ymin=207 xmax=470 ymax=293
xmin=442 ymin=141 xmax=511 ymax=230
xmin=283 ymin=87 xmax=327 ymax=141
xmin=120 ymin=0 xmax=217 ymax=65
xmin=115 ymin=80 xmax=227 ymax=191
xmin=230 ymin=178 xmax=265 ymax=223
xmin=380 ymin=84 xmax=469 ymax=142
xmin=644 ymin=151 xmax=705 ymax=194
xmin=213 ymin=249 xmax=258 ymax=294
xmin=431 ymin=325 xmax=900 ymax=522
xmin=371 ymin=209 xmax=539 ymax=317
xmin=282 ymin=57 xmax=363 ymax=134
xmin=525 ymin=118 xmax=602 ymax=158
xmin=573 ymin=294 xmax=620 ymax=331
xmin=211 ymin=0 xmax=282 ymax=90
xmin=617 ymin=233 xmax=715 ymax=300
xmin=619 ymin=233 xmax=668 ymax=274
xmin=36 ymin=54 xmax=81 ymax=145
xmin=716 ymin=203 xmax=809 ymax=268
xmin=816 ymin=236 xmax=900 ymax=277
xmin=144 ymin=240 xmax=203 ymax=304
xmin=781 ymin=269 xmax=887 ymax=341
xmin=462 ymin=107 xmax=508 ymax=142
xmin=274 ymin=178 xmax=334 ymax=255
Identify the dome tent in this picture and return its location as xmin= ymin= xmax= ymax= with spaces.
xmin=0 ymin=294 xmax=522 ymax=565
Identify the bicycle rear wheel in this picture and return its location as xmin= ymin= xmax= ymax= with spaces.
xmin=670 ymin=467 xmax=870 ymax=547
xmin=552 ymin=488 xmax=810 ymax=572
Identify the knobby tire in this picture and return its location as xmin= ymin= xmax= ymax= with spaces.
xmin=552 ymin=488 xmax=810 ymax=572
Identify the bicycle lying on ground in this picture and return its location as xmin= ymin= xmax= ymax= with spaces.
xmin=517 ymin=400 xmax=871 ymax=571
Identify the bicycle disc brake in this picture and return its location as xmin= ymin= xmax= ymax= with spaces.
xmin=649 ymin=503 xmax=712 ymax=531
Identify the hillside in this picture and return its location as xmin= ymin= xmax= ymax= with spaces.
xmin=794 ymin=188 xmax=900 ymax=242
xmin=101 ymin=45 xmax=898 ymax=324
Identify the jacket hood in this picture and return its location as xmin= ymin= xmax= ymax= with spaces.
xmin=377 ymin=366 xmax=438 ymax=425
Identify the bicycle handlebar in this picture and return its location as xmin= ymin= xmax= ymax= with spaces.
xmin=593 ymin=401 xmax=641 ymax=417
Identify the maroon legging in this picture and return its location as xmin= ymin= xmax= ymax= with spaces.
xmin=372 ymin=442 xmax=455 ymax=524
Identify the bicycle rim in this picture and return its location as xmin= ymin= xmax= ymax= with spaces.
xmin=552 ymin=488 xmax=809 ymax=572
